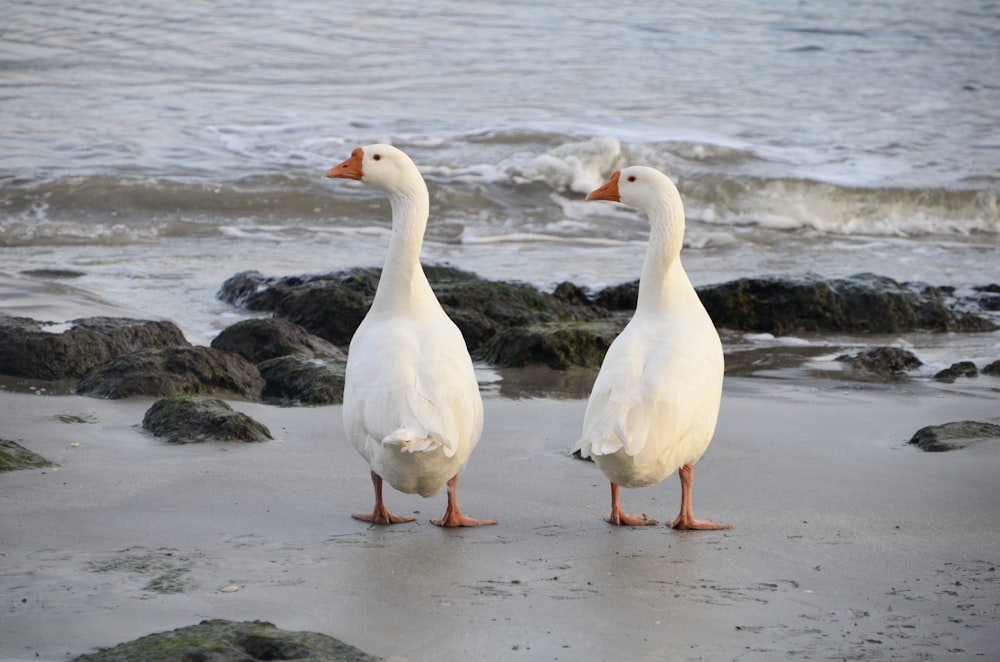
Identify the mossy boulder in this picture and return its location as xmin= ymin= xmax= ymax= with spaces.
xmin=217 ymin=269 xmax=379 ymax=346
xmin=142 ymin=397 xmax=272 ymax=444
xmin=0 ymin=439 xmax=54 ymax=472
xmin=908 ymin=421 xmax=1000 ymax=452
xmin=217 ymin=267 xmax=1000 ymax=372
xmin=697 ymin=273 xmax=997 ymax=334
xmin=0 ymin=316 xmax=188 ymax=380
xmin=258 ymin=356 xmax=346 ymax=405
xmin=211 ymin=317 xmax=346 ymax=364
xmin=835 ymin=346 xmax=923 ymax=382
xmin=217 ymin=265 xmax=594 ymax=353
xmin=933 ymin=361 xmax=978 ymax=383
xmin=75 ymin=347 xmax=264 ymax=400
xmin=73 ymin=618 xmax=379 ymax=661
xmin=480 ymin=319 xmax=627 ymax=369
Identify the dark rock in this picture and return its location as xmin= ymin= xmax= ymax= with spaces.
xmin=696 ymin=273 xmax=997 ymax=334
xmin=973 ymin=284 xmax=1000 ymax=312
xmin=73 ymin=618 xmax=379 ymax=661
xmin=258 ymin=355 xmax=346 ymax=405
xmin=142 ymin=397 xmax=272 ymax=444
xmin=983 ymin=360 xmax=1000 ymax=376
xmin=480 ymin=319 xmax=626 ymax=369
xmin=552 ymin=281 xmax=592 ymax=306
xmin=211 ymin=317 xmax=346 ymax=364
xmin=593 ymin=280 xmax=639 ymax=311
xmin=0 ymin=317 xmax=188 ymax=381
xmin=75 ymin=347 xmax=264 ymax=400
xmin=218 ymin=268 xmax=380 ymax=346
xmin=0 ymin=439 xmax=55 ymax=472
xmin=975 ymin=293 xmax=1000 ymax=311
xmin=216 ymin=268 xmax=1000 ymax=373
xmin=933 ymin=361 xmax=979 ymax=383
xmin=835 ymin=347 xmax=923 ymax=382
xmin=436 ymin=275 xmax=591 ymax=353
xmin=908 ymin=421 xmax=1000 ymax=452
xmin=218 ymin=265 xmax=592 ymax=354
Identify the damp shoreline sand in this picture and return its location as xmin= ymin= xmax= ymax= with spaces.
xmin=2 ymin=372 xmax=999 ymax=660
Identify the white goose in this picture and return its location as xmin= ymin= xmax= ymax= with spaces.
xmin=574 ymin=166 xmax=731 ymax=530
xmin=326 ymin=144 xmax=496 ymax=527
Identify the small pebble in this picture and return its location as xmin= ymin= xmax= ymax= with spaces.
xmin=221 ymin=585 xmax=240 ymax=593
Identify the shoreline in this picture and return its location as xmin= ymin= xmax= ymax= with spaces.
xmin=2 ymin=376 xmax=999 ymax=661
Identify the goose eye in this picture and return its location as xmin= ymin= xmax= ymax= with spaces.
xmin=627 ymin=175 xmax=636 ymax=182
xmin=372 ymin=153 xmax=382 ymax=161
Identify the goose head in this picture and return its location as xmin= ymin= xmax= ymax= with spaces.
xmin=326 ymin=143 xmax=421 ymax=195
xmin=587 ymin=165 xmax=681 ymax=212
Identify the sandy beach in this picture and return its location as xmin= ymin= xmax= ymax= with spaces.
xmin=4 ymin=2 xmax=1000 ymax=659
xmin=2 ymin=371 xmax=998 ymax=661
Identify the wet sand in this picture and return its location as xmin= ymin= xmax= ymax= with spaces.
xmin=2 ymin=375 xmax=999 ymax=661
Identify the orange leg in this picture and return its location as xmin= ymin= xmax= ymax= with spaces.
xmin=431 ymin=475 xmax=497 ymax=527
xmin=670 ymin=464 xmax=731 ymax=530
xmin=352 ymin=470 xmax=416 ymax=525
xmin=606 ymin=482 xmax=657 ymax=526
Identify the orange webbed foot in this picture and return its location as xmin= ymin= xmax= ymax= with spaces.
xmin=670 ymin=515 xmax=732 ymax=531
xmin=606 ymin=510 xmax=659 ymax=526
xmin=352 ymin=506 xmax=415 ymax=525
xmin=431 ymin=513 xmax=498 ymax=527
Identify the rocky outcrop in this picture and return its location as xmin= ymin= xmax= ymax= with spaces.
xmin=697 ymin=273 xmax=997 ymax=335
xmin=73 ymin=618 xmax=379 ymax=661
xmin=3 ymin=271 xmax=996 ymax=389
xmin=142 ymin=397 xmax=272 ymax=444
xmin=217 ymin=269 xmax=999 ymax=372
xmin=479 ymin=319 xmax=626 ymax=370
xmin=258 ymin=356 xmax=346 ymax=405
xmin=835 ymin=347 xmax=923 ymax=382
xmin=217 ymin=266 xmax=594 ymax=355
xmin=210 ymin=316 xmax=346 ymax=364
xmin=0 ymin=317 xmax=188 ymax=380
xmin=933 ymin=361 xmax=978 ymax=383
xmin=210 ymin=317 xmax=347 ymax=405
xmin=74 ymin=347 xmax=264 ymax=400
xmin=0 ymin=439 xmax=54 ymax=472
xmin=908 ymin=421 xmax=1000 ymax=452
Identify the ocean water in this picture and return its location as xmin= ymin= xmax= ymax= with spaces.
xmin=2 ymin=0 xmax=999 ymax=370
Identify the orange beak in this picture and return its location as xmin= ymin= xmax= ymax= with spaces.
xmin=326 ymin=147 xmax=364 ymax=180
xmin=586 ymin=170 xmax=621 ymax=202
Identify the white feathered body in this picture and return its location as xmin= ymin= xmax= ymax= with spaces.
xmin=575 ymin=274 xmax=723 ymax=487
xmin=337 ymin=143 xmax=483 ymax=500
xmin=344 ymin=303 xmax=483 ymax=498
xmin=573 ymin=165 xmax=724 ymax=490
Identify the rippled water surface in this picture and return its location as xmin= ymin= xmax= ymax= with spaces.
xmin=2 ymin=0 xmax=998 ymax=351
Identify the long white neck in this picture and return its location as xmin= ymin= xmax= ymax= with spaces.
xmin=370 ymin=178 xmax=439 ymax=313
xmin=635 ymin=192 xmax=693 ymax=312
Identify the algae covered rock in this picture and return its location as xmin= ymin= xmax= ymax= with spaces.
xmin=835 ymin=346 xmax=923 ymax=382
xmin=217 ymin=268 xmax=379 ymax=347
xmin=908 ymin=421 xmax=1000 ymax=452
xmin=75 ymin=346 xmax=264 ymax=400
xmin=217 ymin=265 xmax=593 ymax=353
xmin=0 ymin=439 xmax=54 ymax=472
xmin=480 ymin=319 xmax=626 ymax=369
xmin=73 ymin=618 xmax=379 ymax=661
xmin=142 ymin=396 xmax=272 ymax=444
xmin=210 ymin=317 xmax=346 ymax=364
xmin=258 ymin=355 xmax=346 ymax=405
xmin=0 ymin=316 xmax=189 ymax=380
xmin=697 ymin=273 xmax=996 ymax=334
xmin=933 ymin=361 xmax=978 ymax=383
